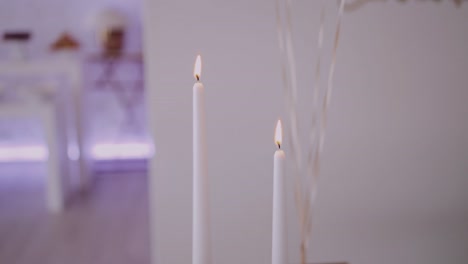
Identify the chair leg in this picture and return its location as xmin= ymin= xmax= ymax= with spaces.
xmin=42 ymin=104 xmax=64 ymax=213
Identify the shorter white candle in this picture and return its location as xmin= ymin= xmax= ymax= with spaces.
xmin=272 ymin=119 xmax=287 ymax=264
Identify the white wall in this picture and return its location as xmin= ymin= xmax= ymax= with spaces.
xmin=143 ymin=1 xmax=468 ymax=264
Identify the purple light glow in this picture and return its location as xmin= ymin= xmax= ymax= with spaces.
xmin=0 ymin=145 xmax=48 ymax=162
xmin=91 ymin=142 xmax=153 ymax=160
xmin=0 ymin=142 xmax=153 ymax=162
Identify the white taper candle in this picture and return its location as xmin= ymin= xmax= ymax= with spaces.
xmin=272 ymin=119 xmax=287 ymax=264
xmin=193 ymin=55 xmax=212 ymax=264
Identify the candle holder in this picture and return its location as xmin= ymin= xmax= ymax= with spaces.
xmin=309 ymin=262 xmax=348 ymax=264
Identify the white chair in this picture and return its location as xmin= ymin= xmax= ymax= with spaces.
xmin=0 ymin=58 xmax=90 ymax=213
xmin=0 ymin=80 xmax=66 ymax=213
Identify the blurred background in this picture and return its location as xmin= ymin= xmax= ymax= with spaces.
xmin=0 ymin=0 xmax=150 ymax=263
xmin=0 ymin=0 xmax=149 ymax=162
xmin=1 ymin=1 xmax=468 ymax=264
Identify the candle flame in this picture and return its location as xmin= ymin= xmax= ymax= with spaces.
xmin=274 ymin=119 xmax=282 ymax=148
xmin=194 ymin=55 xmax=202 ymax=81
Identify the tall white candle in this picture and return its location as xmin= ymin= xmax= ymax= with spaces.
xmin=272 ymin=119 xmax=287 ymax=264
xmin=193 ymin=55 xmax=212 ymax=264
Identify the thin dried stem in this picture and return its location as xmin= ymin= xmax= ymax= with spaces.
xmin=275 ymin=1 xmax=345 ymax=264
xmin=343 ymin=0 xmax=464 ymax=12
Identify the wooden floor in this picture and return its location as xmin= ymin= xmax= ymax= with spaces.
xmin=0 ymin=163 xmax=150 ymax=264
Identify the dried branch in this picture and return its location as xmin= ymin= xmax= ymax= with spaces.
xmin=343 ymin=0 xmax=465 ymax=12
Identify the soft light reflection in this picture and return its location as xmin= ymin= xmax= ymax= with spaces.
xmin=67 ymin=143 xmax=80 ymax=161
xmin=0 ymin=146 xmax=48 ymax=162
xmin=0 ymin=142 xmax=153 ymax=162
xmin=92 ymin=143 xmax=154 ymax=160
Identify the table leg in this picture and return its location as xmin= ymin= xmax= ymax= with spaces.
xmin=72 ymin=72 xmax=91 ymax=192
xmin=41 ymin=103 xmax=64 ymax=213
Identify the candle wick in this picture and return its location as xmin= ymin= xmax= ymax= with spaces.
xmin=278 ymin=143 xmax=281 ymax=149
xmin=196 ymin=75 xmax=200 ymax=81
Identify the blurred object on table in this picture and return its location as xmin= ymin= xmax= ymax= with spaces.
xmin=104 ymin=28 xmax=125 ymax=58
xmin=50 ymin=32 xmax=80 ymax=52
xmin=94 ymin=8 xmax=128 ymax=58
xmin=2 ymin=31 xmax=31 ymax=61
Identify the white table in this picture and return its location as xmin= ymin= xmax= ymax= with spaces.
xmin=0 ymin=57 xmax=90 ymax=213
